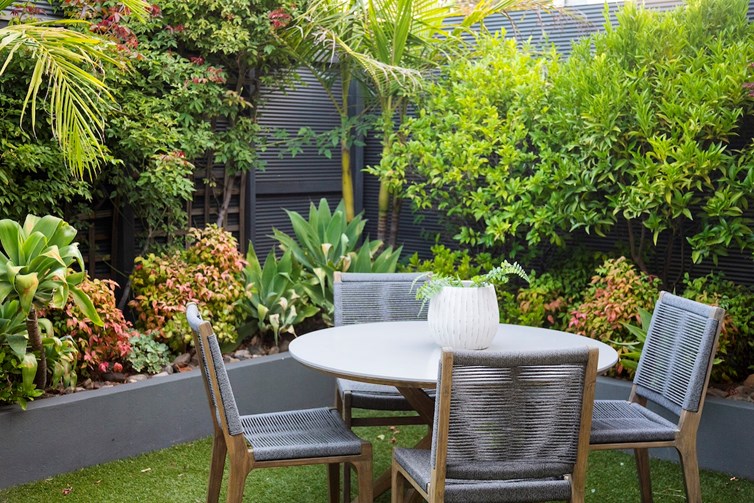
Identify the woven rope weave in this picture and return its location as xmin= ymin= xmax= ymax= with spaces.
xmin=434 ymin=349 xmax=590 ymax=481
xmin=186 ymin=305 xmax=244 ymax=435
xmin=334 ymin=272 xmax=427 ymax=326
xmin=186 ymin=304 xmax=364 ymax=462
xmin=634 ymin=292 xmax=722 ymax=415
xmin=334 ymin=272 xmax=433 ymax=408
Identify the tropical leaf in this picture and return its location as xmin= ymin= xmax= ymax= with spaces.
xmin=69 ymin=284 xmax=103 ymax=326
xmin=0 ymin=0 xmax=150 ymax=177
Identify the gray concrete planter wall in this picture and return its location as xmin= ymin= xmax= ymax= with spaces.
xmin=595 ymin=376 xmax=754 ymax=480
xmin=0 ymin=353 xmax=335 ymax=490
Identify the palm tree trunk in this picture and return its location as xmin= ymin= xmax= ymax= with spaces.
xmin=26 ymin=307 xmax=46 ymax=390
xmin=341 ymin=139 xmax=355 ymax=221
xmin=389 ymin=192 xmax=401 ymax=248
xmin=376 ymin=102 xmax=394 ymax=243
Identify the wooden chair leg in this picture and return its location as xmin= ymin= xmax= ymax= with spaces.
xmin=207 ymin=433 xmax=227 ymax=503
xmin=342 ymin=392 xmax=353 ymax=503
xmin=392 ymin=462 xmax=406 ymax=503
xmin=226 ymin=465 xmax=249 ymax=503
xmin=677 ymin=442 xmax=702 ymax=503
xmin=634 ymin=448 xmax=653 ymax=503
xmin=354 ymin=443 xmax=373 ymax=503
xmin=328 ymin=463 xmax=341 ymax=503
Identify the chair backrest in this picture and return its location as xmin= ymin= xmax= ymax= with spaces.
xmin=431 ymin=347 xmax=598 ymax=487
xmin=333 ymin=272 xmax=428 ymax=326
xmin=633 ymin=291 xmax=725 ymax=415
xmin=186 ymin=303 xmax=244 ymax=437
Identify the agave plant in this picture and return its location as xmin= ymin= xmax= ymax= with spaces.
xmin=237 ymin=244 xmax=319 ymax=346
xmin=0 ymin=215 xmax=102 ymax=390
xmin=272 ymin=198 xmax=402 ymax=324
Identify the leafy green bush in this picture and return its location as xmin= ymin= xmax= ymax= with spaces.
xmin=386 ymin=0 xmax=754 ymax=281
xmin=515 ymin=250 xmax=601 ymax=330
xmin=272 ymin=199 xmax=402 ymax=324
xmin=568 ymin=257 xmax=662 ymax=376
xmin=129 ymin=225 xmax=246 ymax=351
xmin=402 ymin=245 xmax=494 ymax=280
xmin=0 ymin=300 xmax=41 ymax=408
xmin=379 ymin=32 xmax=553 ymax=252
xmin=128 ymin=333 xmax=172 ymax=375
xmin=682 ymin=273 xmax=754 ymax=382
xmin=237 ymin=244 xmax=319 ymax=345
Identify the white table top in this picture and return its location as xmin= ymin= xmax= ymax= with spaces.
xmin=289 ymin=320 xmax=619 ymax=387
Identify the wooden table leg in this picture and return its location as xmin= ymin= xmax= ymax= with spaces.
xmin=362 ymin=387 xmax=435 ymax=502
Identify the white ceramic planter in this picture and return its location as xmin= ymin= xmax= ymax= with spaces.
xmin=427 ymin=283 xmax=499 ymax=349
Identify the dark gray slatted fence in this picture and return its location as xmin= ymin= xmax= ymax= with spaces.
xmin=251 ymin=69 xmax=343 ymax=254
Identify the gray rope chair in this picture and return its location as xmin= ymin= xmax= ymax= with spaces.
xmin=186 ymin=303 xmax=373 ymax=503
xmin=392 ymin=346 xmax=599 ymax=503
xmin=333 ymin=271 xmax=432 ymax=425
xmin=589 ymin=291 xmax=724 ymax=503
xmin=333 ymin=271 xmax=431 ymax=499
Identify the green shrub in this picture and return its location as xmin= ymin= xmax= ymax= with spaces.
xmin=515 ymin=251 xmax=600 ymax=330
xmin=402 ymin=245 xmax=494 ymax=280
xmin=128 ymin=333 xmax=172 ymax=375
xmin=272 ymin=199 xmax=402 ymax=324
xmin=129 ymin=225 xmax=246 ymax=351
xmin=681 ymin=273 xmax=754 ymax=383
xmin=0 ymin=300 xmax=42 ymax=408
xmin=380 ymin=31 xmax=553 ymax=252
xmin=568 ymin=257 xmax=662 ymax=376
xmin=237 ymin=244 xmax=319 ymax=345
xmin=386 ymin=0 xmax=754 ymax=281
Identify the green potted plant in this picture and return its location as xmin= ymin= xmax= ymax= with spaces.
xmin=414 ymin=260 xmax=530 ymax=349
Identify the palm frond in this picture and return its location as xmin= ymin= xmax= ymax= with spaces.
xmin=0 ymin=23 xmax=123 ymax=177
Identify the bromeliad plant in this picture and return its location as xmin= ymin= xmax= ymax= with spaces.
xmin=0 ymin=215 xmax=102 ymax=392
xmin=272 ymin=199 xmax=402 ymax=324
xmin=237 ymin=244 xmax=319 ymax=346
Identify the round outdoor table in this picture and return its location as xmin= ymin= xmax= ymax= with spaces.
xmin=289 ymin=320 xmax=618 ymax=499
xmin=289 ymin=320 xmax=618 ymax=388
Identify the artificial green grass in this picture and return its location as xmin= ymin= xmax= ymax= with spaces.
xmin=1 ymin=419 xmax=751 ymax=503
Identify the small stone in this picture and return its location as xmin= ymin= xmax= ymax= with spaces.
xmin=173 ymin=353 xmax=191 ymax=367
xmin=102 ymin=372 xmax=127 ymax=383
xmin=248 ymin=345 xmax=265 ymax=356
xmin=268 ymin=346 xmax=280 ymax=355
xmin=743 ymin=374 xmax=754 ymax=388
xmin=279 ymin=340 xmax=290 ymax=352
xmin=250 ymin=335 xmax=262 ymax=347
xmin=190 ymin=353 xmax=199 ymax=366
xmin=706 ymin=388 xmax=727 ymax=398
xmin=233 ymin=349 xmax=252 ymax=360
xmin=153 ymin=371 xmax=169 ymax=378
xmin=162 ymin=364 xmax=174 ymax=375
xmin=81 ymin=378 xmax=94 ymax=390
xmin=127 ymin=374 xmax=149 ymax=383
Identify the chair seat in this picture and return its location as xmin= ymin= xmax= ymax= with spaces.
xmin=393 ymin=449 xmax=572 ymax=503
xmin=337 ymin=378 xmax=436 ymax=411
xmin=590 ymin=400 xmax=679 ymax=445
xmin=240 ymin=407 xmax=363 ymax=461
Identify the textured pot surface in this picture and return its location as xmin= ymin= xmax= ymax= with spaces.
xmin=427 ymin=284 xmax=499 ymax=349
